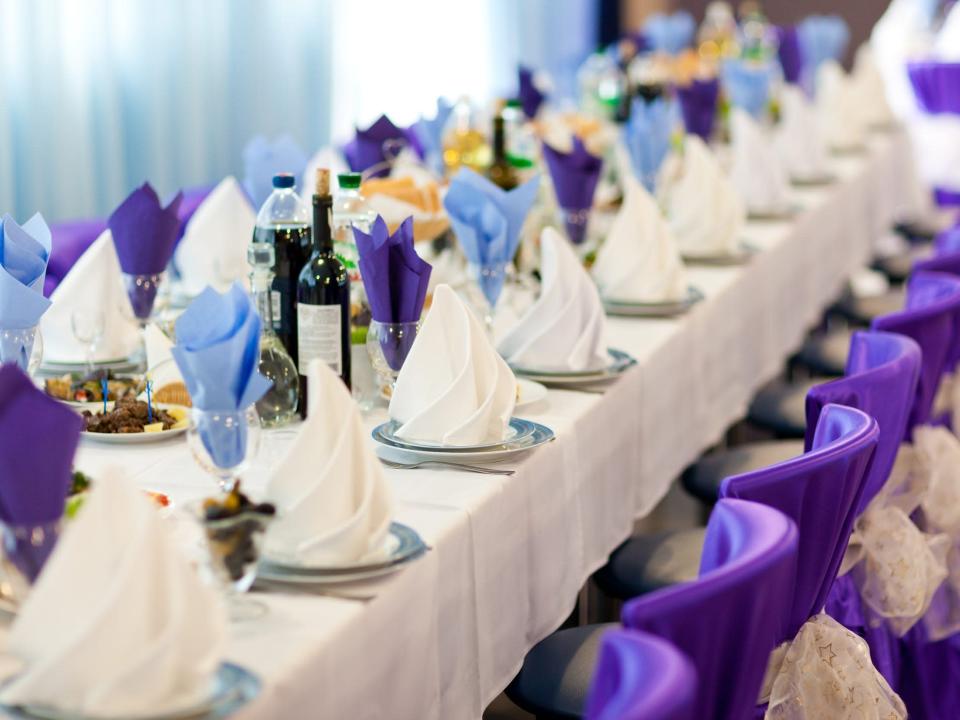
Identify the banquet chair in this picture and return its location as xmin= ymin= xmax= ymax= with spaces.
xmin=682 ymin=271 xmax=960 ymax=506
xmin=507 ymin=498 xmax=796 ymax=720
xmin=583 ymin=630 xmax=696 ymax=720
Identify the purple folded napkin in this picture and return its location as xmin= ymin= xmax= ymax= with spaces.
xmin=343 ymin=115 xmax=423 ymax=179
xmin=109 ymin=183 xmax=183 ymax=276
xmin=0 ymin=365 xmax=81 ymax=578
xmin=354 ymin=216 xmax=431 ymax=370
xmin=775 ymin=26 xmax=804 ymax=85
xmin=542 ymin=138 xmax=602 ymax=244
xmin=908 ymin=62 xmax=960 ymax=115
xmin=108 ymin=183 xmax=182 ymax=319
xmin=675 ymin=77 xmax=720 ymax=140
xmin=518 ymin=66 xmax=546 ymax=120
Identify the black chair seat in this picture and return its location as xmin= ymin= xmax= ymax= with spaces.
xmin=832 ymin=287 xmax=905 ymax=325
xmin=797 ymin=328 xmax=852 ymax=376
xmin=594 ymin=528 xmax=706 ymax=601
xmin=873 ymin=250 xmax=924 ymax=284
xmin=748 ymin=378 xmax=820 ymax=437
xmin=682 ymin=439 xmax=805 ymax=504
xmin=508 ymin=624 xmax=616 ymax=718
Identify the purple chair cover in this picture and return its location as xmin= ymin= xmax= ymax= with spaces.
xmin=872 ymin=271 xmax=960 ymax=435
xmin=621 ymin=499 xmax=798 ymax=720
xmin=912 ymin=251 xmax=960 ymax=374
xmin=934 ymin=221 xmax=960 ymax=255
xmin=675 ymin=78 xmax=719 ymax=140
xmin=934 ymin=187 xmax=960 ymax=207
xmin=44 ymin=219 xmax=107 ymax=297
xmin=585 ymin=630 xmax=696 ymax=720
xmin=775 ymin=26 xmax=804 ymax=85
xmin=722 ymin=405 xmax=878 ymax=642
xmin=908 ymin=62 xmax=960 ymax=115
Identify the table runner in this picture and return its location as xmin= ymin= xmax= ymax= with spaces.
xmin=61 ymin=129 xmax=922 ymax=720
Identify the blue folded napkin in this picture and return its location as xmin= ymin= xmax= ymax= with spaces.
xmin=643 ymin=11 xmax=696 ymax=55
xmin=242 ymin=135 xmax=308 ymax=209
xmin=412 ymin=99 xmax=454 ymax=175
xmin=171 ymin=283 xmax=271 ymax=469
xmin=443 ymin=169 xmax=539 ymax=306
xmin=722 ymin=60 xmax=774 ymax=119
xmin=798 ymin=15 xmax=850 ymax=76
xmin=624 ymin=97 xmax=675 ymax=192
xmin=0 ymin=214 xmax=52 ymax=368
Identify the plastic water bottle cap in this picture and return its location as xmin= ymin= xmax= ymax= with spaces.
xmin=272 ymin=174 xmax=296 ymax=189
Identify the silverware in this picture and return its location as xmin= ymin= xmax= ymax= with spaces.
xmin=379 ymin=458 xmax=515 ymax=476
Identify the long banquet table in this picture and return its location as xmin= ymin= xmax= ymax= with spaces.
xmin=70 ymin=128 xmax=923 ymax=720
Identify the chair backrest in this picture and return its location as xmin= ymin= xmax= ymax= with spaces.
xmin=873 ymin=271 xmax=960 ymax=435
xmin=721 ymin=404 xmax=878 ymax=640
xmin=585 ymin=629 xmax=697 ymax=720
xmin=934 ymin=222 xmax=960 ymax=255
xmin=911 ymin=251 xmax=960 ymax=370
xmin=621 ymin=499 xmax=798 ymax=720
xmin=801 ymin=331 xmax=920 ymax=513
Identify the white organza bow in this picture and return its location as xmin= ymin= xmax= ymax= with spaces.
xmin=763 ymin=614 xmax=906 ymax=719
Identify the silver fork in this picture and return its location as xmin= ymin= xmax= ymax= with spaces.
xmin=379 ymin=458 xmax=515 ymax=476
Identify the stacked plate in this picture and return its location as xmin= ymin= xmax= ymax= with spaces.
xmin=372 ymin=417 xmax=555 ymax=463
xmin=510 ymin=348 xmax=636 ymax=389
xmin=602 ymin=288 xmax=704 ymax=318
xmin=258 ymin=523 xmax=429 ymax=585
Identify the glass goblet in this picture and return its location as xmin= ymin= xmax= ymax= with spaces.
xmin=0 ymin=326 xmax=43 ymax=375
xmin=187 ymin=406 xmax=262 ymax=494
xmin=468 ymin=261 xmax=510 ymax=333
xmin=366 ymin=320 xmax=420 ymax=399
xmin=70 ymin=309 xmax=105 ymax=374
xmin=122 ymin=271 xmax=166 ymax=327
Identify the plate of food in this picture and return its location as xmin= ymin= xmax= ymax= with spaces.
xmin=79 ymin=397 xmax=189 ymax=444
xmin=65 ymin=471 xmax=171 ymax=518
xmin=43 ymin=371 xmax=144 ymax=407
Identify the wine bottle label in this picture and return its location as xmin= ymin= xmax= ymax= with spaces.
xmin=271 ymin=291 xmax=282 ymax=329
xmin=297 ymin=303 xmax=342 ymax=375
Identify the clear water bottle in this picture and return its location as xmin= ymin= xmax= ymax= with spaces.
xmin=578 ymin=51 xmax=624 ymax=120
xmin=248 ymin=243 xmax=299 ymax=427
xmin=252 ymin=174 xmax=311 ymax=369
xmin=332 ymin=173 xmax=372 ymax=280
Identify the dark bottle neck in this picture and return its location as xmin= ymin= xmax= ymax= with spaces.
xmin=312 ymin=193 xmax=334 ymax=254
xmin=492 ymin=116 xmax=508 ymax=162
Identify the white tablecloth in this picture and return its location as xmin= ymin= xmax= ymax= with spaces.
xmin=68 ymin=129 xmax=923 ymax=720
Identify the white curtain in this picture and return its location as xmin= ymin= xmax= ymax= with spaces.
xmin=0 ymin=0 xmax=594 ymax=222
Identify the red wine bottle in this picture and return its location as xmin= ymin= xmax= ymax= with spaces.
xmin=296 ymin=168 xmax=351 ymax=416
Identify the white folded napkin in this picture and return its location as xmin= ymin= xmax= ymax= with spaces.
xmin=40 ymin=230 xmax=141 ymax=364
xmin=264 ymin=359 xmax=393 ymax=567
xmin=498 ymin=227 xmax=608 ymax=372
xmin=390 ymin=284 xmax=517 ymax=446
xmin=776 ymin=85 xmax=831 ymax=182
xmin=0 ymin=470 xmax=226 ymax=718
xmin=174 ymin=176 xmax=255 ymax=296
xmin=852 ymin=45 xmax=897 ymax=128
xmin=657 ymin=135 xmax=745 ymax=258
xmin=817 ymin=60 xmax=868 ymax=152
xmin=592 ymin=175 xmax=687 ymax=303
xmin=729 ymin=108 xmax=792 ymax=216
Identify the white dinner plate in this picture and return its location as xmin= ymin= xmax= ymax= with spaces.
xmin=515 ymin=379 xmax=548 ymax=409
xmin=373 ymin=420 xmax=555 ymax=463
xmin=790 ymin=172 xmax=837 ymax=187
xmin=258 ymin=523 xmax=428 ymax=585
xmin=603 ymin=288 xmax=704 ymax=319
xmin=681 ymin=241 xmax=757 ymax=267
xmin=511 ymin=348 xmax=636 ymax=387
xmin=747 ymin=203 xmax=802 ymax=222
xmin=374 ymin=417 xmax=537 ymax=452
xmin=0 ymin=662 xmax=260 ymax=720
xmin=79 ymin=402 xmax=189 ymax=444
xmin=40 ymin=356 xmax=142 ymax=375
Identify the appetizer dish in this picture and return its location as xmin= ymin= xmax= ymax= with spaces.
xmin=81 ymin=397 xmax=187 ymax=434
xmin=200 ymin=485 xmax=276 ymax=588
xmin=45 ymin=371 xmax=143 ymax=404
xmin=65 ymin=470 xmax=170 ymax=518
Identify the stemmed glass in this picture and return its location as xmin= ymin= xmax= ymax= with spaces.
xmin=70 ymin=310 xmax=105 ymax=374
xmin=0 ymin=326 xmax=44 ymax=375
xmin=122 ymin=271 xmax=166 ymax=328
xmin=366 ymin=320 xmax=421 ymax=398
xmin=468 ymin=261 xmax=511 ymax=335
xmin=187 ymin=406 xmax=262 ymax=494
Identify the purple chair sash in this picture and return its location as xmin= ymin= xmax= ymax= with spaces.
xmin=621 ymin=499 xmax=798 ymax=720
xmin=722 ymin=405 xmax=878 ymax=640
xmin=908 ymin=62 xmax=960 ymax=115
xmin=585 ymin=630 xmax=696 ymax=720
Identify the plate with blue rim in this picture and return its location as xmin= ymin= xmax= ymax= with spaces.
xmin=602 ymin=288 xmax=704 ymax=319
xmin=257 ymin=522 xmax=428 ymax=585
xmin=0 ymin=662 xmax=260 ymax=720
xmin=509 ymin=348 xmax=636 ymax=385
xmin=682 ymin=241 xmax=758 ymax=267
xmin=373 ymin=419 xmax=555 ymax=463
xmin=375 ymin=417 xmax=539 ymax=452
xmin=747 ymin=203 xmax=803 ymax=222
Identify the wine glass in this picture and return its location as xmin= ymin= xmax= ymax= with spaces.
xmin=0 ymin=519 xmax=61 ymax=609
xmin=366 ymin=320 xmax=421 ymax=398
xmin=70 ymin=310 xmax=105 ymax=374
xmin=187 ymin=406 xmax=262 ymax=493
xmin=468 ymin=261 xmax=510 ymax=334
xmin=0 ymin=326 xmax=44 ymax=375
xmin=122 ymin=271 xmax=166 ymax=327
